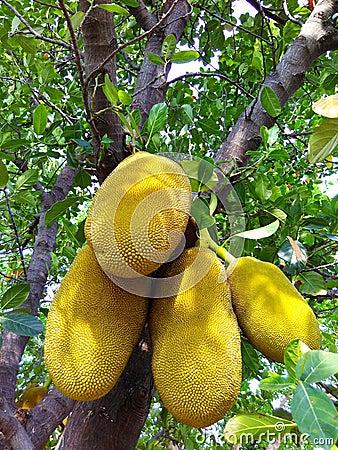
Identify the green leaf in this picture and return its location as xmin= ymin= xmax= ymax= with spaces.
xmin=0 ymin=160 xmax=8 ymax=188
xmin=44 ymin=197 xmax=78 ymax=228
xmin=0 ymin=312 xmax=44 ymax=336
xmin=145 ymin=103 xmax=168 ymax=137
xmin=224 ymin=413 xmax=296 ymax=444
xmin=15 ymin=169 xmax=38 ymax=191
xmin=118 ymin=90 xmax=132 ymax=105
xmin=74 ymin=169 xmax=92 ymax=188
xmin=147 ymin=52 xmax=165 ymax=65
xmin=162 ymin=34 xmax=176 ymax=59
xmin=298 ymin=271 xmax=326 ymax=295
xmin=268 ymin=208 xmax=287 ymax=222
xmin=1 ymin=283 xmax=30 ymax=310
xmin=97 ymin=4 xmax=129 ymax=16
xmin=284 ymin=339 xmax=311 ymax=379
xmin=120 ymin=0 xmax=138 ymax=6
xmin=291 ymin=382 xmax=338 ymax=449
xmin=241 ymin=340 xmax=260 ymax=375
xmin=260 ymin=85 xmax=282 ymax=118
xmin=16 ymin=36 xmax=37 ymax=54
xmin=260 ymin=373 xmax=295 ymax=392
xmin=170 ymin=50 xmax=199 ymax=64
xmin=253 ymin=174 xmax=271 ymax=202
xmin=296 ymin=350 xmax=338 ymax=383
xmin=102 ymin=73 xmax=118 ymax=105
xmin=179 ymin=159 xmax=218 ymax=192
xmin=33 ymin=104 xmax=48 ymax=135
xmin=190 ymin=197 xmax=215 ymax=230
xmin=180 ymin=104 xmax=193 ymax=125
xmin=65 ymin=11 xmax=85 ymax=40
xmin=233 ymin=219 xmax=279 ymax=240
xmin=308 ymin=118 xmax=338 ymax=163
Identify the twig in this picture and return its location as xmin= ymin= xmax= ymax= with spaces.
xmin=3 ymin=189 xmax=27 ymax=281
xmin=167 ymin=71 xmax=254 ymax=98
xmin=283 ymin=0 xmax=303 ymax=26
xmin=0 ymin=0 xmax=73 ymax=50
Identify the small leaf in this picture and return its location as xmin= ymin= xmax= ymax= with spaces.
xmin=170 ymin=50 xmax=199 ymax=64
xmin=120 ymin=0 xmax=138 ymax=6
xmin=33 ymin=104 xmax=48 ymax=135
xmin=241 ymin=340 xmax=260 ymax=375
xmin=102 ymin=73 xmax=118 ymax=105
xmin=179 ymin=159 xmax=218 ymax=192
xmin=66 ymin=11 xmax=85 ymax=40
xmin=145 ymin=103 xmax=168 ymax=137
xmin=190 ymin=197 xmax=215 ymax=230
xmin=284 ymin=339 xmax=310 ymax=379
xmin=0 ymin=160 xmax=8 ymax=188
xmin=268 ymin=208 xmax=287 ymax=222
xmin=74 ymin=169 xmax=92 ymax=188
xmin=180 ymin=104 xmax=193 ymax=125
xmin=260 ymin=85 xmax=281 ymax=117
xmin=224 ymin=413 xmax=296 ymax=444
xmin=296 ymin=350 xmax=338 ymax=383
xmin=162 ymin=34 xmax=176 ymax=58
xmin=298 ymin=271 xmax=326 ymax=295
xmin=312 ymin=94 xmax=338 ymax=118
xmin=15 ymin=169 xmax=38 ymax=191
xmin=291 ymin=382 xmax=338 ymax=450
xmin=97 ymin=4 xmax=129 ymax=16
xmin=259 ymin=373 xmax=295 ymax=392
xmin=308 ymin=118 xmax=338 ymax=163
xmin=118 ymin=90 xmax=132 ymax=105
xmin=1 ymin=283 xmax=30 ymax=310
xmin=147 ymin=51 xmax=165 ymax=65
xmin=44 ymin=197 xmax=78 ymax=228
xmin=233 ymin=219 xmax=279 ymax=240
xmin=1 ymin=312 xmax=44 ymax=337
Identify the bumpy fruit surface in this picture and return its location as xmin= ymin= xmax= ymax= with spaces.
xmin=44 ymin=245 xmax=149 ymax=401
xmin=150 ymin=247 xmax=242 ymax=428
xmin=89 ymin=151 xmax=192 ymax=279
xmin=227 ymin=257 xmax=321 ymax=362
xmin=16 ymin=385 xmax=47 ymax=409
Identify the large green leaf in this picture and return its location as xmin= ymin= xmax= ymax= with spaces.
xmin=259 ymin=373 xmax=295 ymax=392
xmin=44 ymin=197 xmax=79 ymax=228
xmin=284 ymin=339 xmax=310 ymax=379
xmin=308 ymin=118 xmax=338 ymax=163
xmin=190 ymin=197 xmax=215 ymax=230
xmin=102 ymin=73 xmax=118 ymax=105
xmin=0 ymin=312 xmax=44 ymax=337
xmin=33 ymin=104 xmax=48 ymax=135
xmin=97 ymin=4 xmax=129 ymax=16
xmin=296 ymin=350 xmax=338 ymax=383
xmin=145 ymin=103 xmax=168 ymax=137
xmin=170 ymin=50 xmax=199 ymax=63
xmin=291 ymin=382 xmax=338 ymax=450
xmin=15 ymin=169 xmax=39 ymax=191
xmin=224 ymin=413 xmax=296 ymax=444
xmin=0 ymin=160 xmax=8 ymax=188
xmin=260 ymin=85 xmax=281 ymax=117
xmin=232 ymin=219 xmax=279 ymax=239
xmin=298 ymin=271 xmax=326 ymax=295
xmin=1 ymin=283 xmax=30 ymax=310
xmin=162 ymin=34 xmax=176 ymax=59
xmin=147 ymin=52 xmax=165 ymax=66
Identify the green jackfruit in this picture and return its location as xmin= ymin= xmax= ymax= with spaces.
xmin=44 ymin=245 xmax=149 ymax=401
xmin=150 ymin=247 xmax=242 ymax=428
xmin=89 ymin=151 xmax=192 ymax=279
xmin=227 ymin=257 xmax=321 ymax=362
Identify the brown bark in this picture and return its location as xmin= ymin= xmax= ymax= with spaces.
xmin=214 ymin=0 xmax=338 ymax=169
xmin=79 ymin=0 xmax=127 ymax=181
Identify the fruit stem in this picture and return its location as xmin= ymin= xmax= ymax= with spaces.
xmin=43 ymin=375 xmax=52 ymax=389
xmin=198 ymin=228 xmax=236 ymax=264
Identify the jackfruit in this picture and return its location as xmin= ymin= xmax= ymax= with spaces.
xmin=89 ymin=151 xmax=192 ymax=279
xmin=227 ymin=257 xmax=321 ymax=363
xmin=150 ymin=247 xmax=242 ymax=428
xmin=44 ymin=245 xmax=149 ymax=401
xmin=16 ymin=384 xmax=47 ymax=409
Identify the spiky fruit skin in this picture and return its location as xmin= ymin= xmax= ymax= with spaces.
xmin=90 ymin=151 xmax=192 ymax=279
xmin=150 ymin=247 xmax=242 ymax=428
xmin=16 ymin=385 xmax=47 ymax=409
xmin=44 ymin=245 xmax=149 ymax=401
xmin=227 ymin=257 xmax=321 ymax=362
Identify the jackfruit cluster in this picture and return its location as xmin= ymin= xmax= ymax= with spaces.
xmin=44 ymin=150 xmax=321 ymax=430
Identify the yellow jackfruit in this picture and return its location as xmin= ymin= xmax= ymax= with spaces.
xmin=227 ymin=257 xmax=321 ymax=362
xmin=89 ymin=151 xmax=192 ymax=279
xmin=16 ymin=384 xmax=47 ymax=409
xmin=150 ymin=247 xmax=242 ymax=428
xmin=44 ymin=245 xmax=149 ymax=401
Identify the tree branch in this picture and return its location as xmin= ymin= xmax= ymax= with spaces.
xmin=215 ymin=0 xmax=338 ymax=168
xmin=0 ymin=396 xmax=34 ymax=450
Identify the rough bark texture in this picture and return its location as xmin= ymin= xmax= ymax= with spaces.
xmin=215 ymin=0 xmax=338 ymax=169
xmin=79 ymin=0 xmax=127 ymax=181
